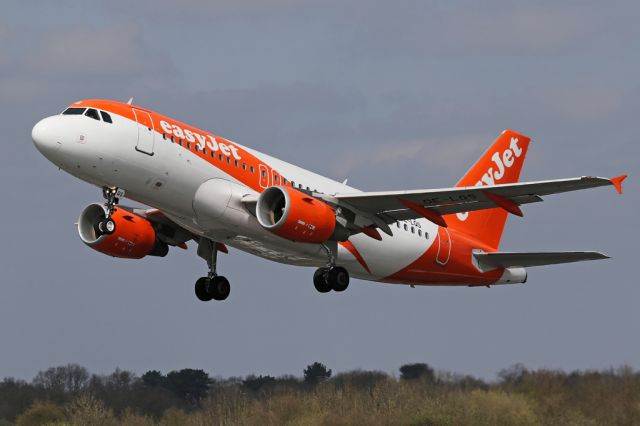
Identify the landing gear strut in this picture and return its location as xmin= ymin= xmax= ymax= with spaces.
xmin=195 ymin=239 xmax=231 ymax=302
xmin=98 ymin=186 xmax=123 ymax=235
xmin=313 ymin=243 xmax=350 ymax=293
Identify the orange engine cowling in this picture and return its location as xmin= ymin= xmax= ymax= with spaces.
xmin=77 ymin=203 xmax=168 ymax=259
xmin=256 ymin=186 xmax=337 ymax=243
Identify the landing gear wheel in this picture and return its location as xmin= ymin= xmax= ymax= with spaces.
xmin=313 ymin=267 xmax=332 ymax=293
xmin=327 ymin=266 xmax=349 ymax=292
xmin=208 ymin=276 xmax=230 ymax=301
xmin=196 ymin=239 xmax=232 ymax=302
xmin=101 ymin=218 xmax=116 ymax=235
xmin=195 ymin=277 xmax=213 ymax=302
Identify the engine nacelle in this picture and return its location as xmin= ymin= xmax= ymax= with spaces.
xmin=77 ymin=203 xmax=168 ymax=259
xmin=256 ymin=186 xmax=337 ymax=243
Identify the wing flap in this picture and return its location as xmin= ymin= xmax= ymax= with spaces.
xmin=474 ymin=251 xmax=609 ymax=271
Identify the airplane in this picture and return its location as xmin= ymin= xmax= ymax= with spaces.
xmin=31 ymin=99 xmax=626 ymax=302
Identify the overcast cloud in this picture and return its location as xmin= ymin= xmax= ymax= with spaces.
xmin=0 ymin=0 xmax=637 ymax=381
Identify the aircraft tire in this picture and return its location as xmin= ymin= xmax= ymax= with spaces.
xmin=101 ymin=219 xmax=116 ymax=235
xmin=328 ymin=266 xmax=349 ymax=292
xmin=209 ymin=276 xmax=231 ymax=301
xmin=195 ymin=277 xmax=213 ymax=302
xmin=313 ymin=268 xmax=332 ymax=293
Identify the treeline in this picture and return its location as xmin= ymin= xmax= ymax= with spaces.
xmin=1 ymin=362 xmax=639 ymax=425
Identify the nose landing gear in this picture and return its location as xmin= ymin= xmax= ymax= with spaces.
xmin=195 ymin=239 xmax=231 ymax=302
xmin=98 ymin=187 xmax=124 ymax=235
xmin=314 ymin=243 xmax=350 ymax=293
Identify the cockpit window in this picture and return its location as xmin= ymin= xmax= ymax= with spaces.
xmin=62 ymin=107 xmax=86 ymax=115
xmin=100 ymin=111 xmax=113 ymax=123
xmin=85 ymin=108 xmax=100 ymax=121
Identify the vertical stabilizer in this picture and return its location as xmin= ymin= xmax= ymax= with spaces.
xmin=449 ymin=130 xmax=531 ymax=249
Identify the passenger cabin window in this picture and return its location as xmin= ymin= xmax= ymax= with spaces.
xmin=85 ymin=108 xmax=100 ymax=121
xmin=100 ymin=111 xmax=113 ymax=123
xmin=63 ymin=107 xmax=86 ymax=115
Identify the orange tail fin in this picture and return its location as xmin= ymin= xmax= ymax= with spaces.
xmin=449 ymin=129 xmax=531 ymax=249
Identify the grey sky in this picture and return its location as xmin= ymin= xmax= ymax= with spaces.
xmin=0 ymin=0 xmax=637 ymax=381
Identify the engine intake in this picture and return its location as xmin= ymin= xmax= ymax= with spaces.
xmin=77 ymin=203 xmax=168 ymax=258
xmin=256 ymin=186 xmax=337 ymax=243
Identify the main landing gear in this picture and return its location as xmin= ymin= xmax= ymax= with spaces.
xmin=195 ymin=239 xmax=231 ymax=302
xmin=97 ymin=186 xmax=124 ymax=235
xmin=313 ymin=243 xmax=350 ymax=293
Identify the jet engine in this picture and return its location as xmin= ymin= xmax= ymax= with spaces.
xmin=256 ymin=186 xmax=343 ymax=243
xmin=77 ymin=203 xmax=168 ymax=258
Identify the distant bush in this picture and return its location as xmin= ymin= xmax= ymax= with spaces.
xmin=242 ymin=375 xmax=277 ymax=393
xmin=331 ymin=370 xmax=390 ymax=390
xmin=303 ymin=362 xmax=332 ymax=385
xmin=15 ymin=402 xmax=65 ymax=426
xmin=67 ymin=394 xmax=115 ymax=426
xmin=399 ymin=363 xmax=435 ymax=382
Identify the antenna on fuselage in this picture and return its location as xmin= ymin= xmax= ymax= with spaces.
xmin=342 ymin=178 xmax=349 ymax=185
xmin=127 ymin=97 xmax=134 ymax=105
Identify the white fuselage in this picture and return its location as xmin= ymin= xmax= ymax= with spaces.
xmin=32 ymin=108 xmax=438 ymax=283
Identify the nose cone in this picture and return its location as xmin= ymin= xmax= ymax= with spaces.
xmin=32 ymin=116 xmax=61 ymax=158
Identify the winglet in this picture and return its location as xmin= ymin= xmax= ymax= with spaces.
xmin=610 ymin=175 xmax=627 ymax=194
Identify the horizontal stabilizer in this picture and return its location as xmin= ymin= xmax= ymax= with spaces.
xmin=474 ymin=251 xmax=609 ymax=271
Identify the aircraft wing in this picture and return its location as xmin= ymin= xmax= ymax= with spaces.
xmin=473 ymin=251 xmax=609 ymax=271
xmin=333 ymin=175 xmax=625 ymax=226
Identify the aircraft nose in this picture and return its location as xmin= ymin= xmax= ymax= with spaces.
xmin=32 ymin=116 xmax=61 ymax=156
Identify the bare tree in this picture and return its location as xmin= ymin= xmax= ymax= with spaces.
xmin=33 ymin=364 xmax=89 ymax=395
